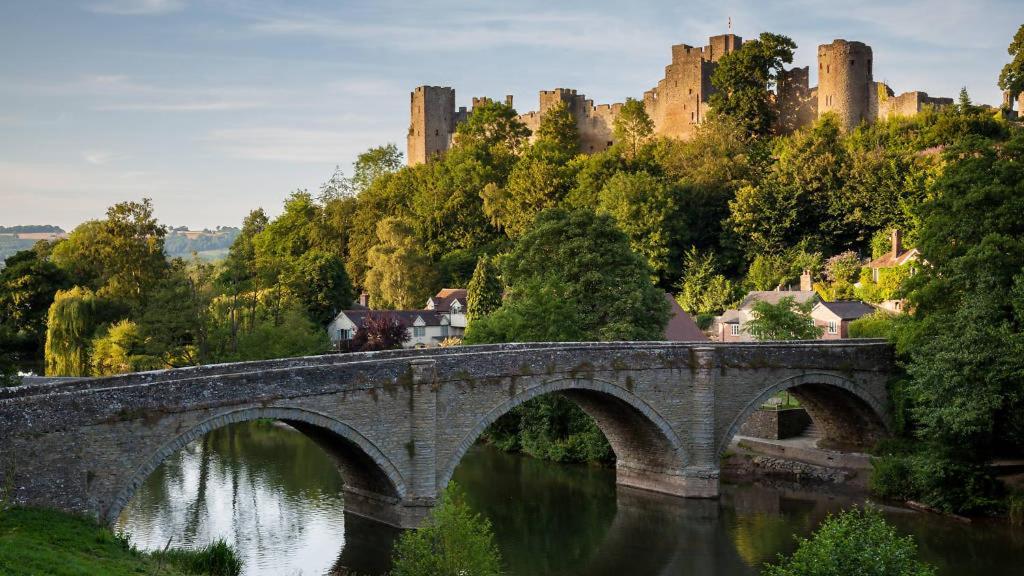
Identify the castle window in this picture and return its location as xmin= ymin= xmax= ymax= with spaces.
xmin=691 ymin=112 xmax=695 ymax=121
xmin=606 ymin=141 xmax=613 ymax=146
xmin=688 ymin=88 xmax=693 ymax=95
xmin=435 ymin=129 xmax=439 ymax=136
xmin=826 ymin=65 xmax=830 ymax=74
xmin=850 ymin=59 xmax=855 ymax=66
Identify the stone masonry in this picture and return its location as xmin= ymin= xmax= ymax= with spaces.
xmin=407 ymin=33 xmax=957 ymax=164
xmin=0 ymin=341 xmax=893 ymax=528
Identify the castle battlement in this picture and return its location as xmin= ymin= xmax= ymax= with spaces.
xmin=406 ymin=33 xmax=954 ymax=165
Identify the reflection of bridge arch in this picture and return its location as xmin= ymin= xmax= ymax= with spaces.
xmin=104 ymin=407 xmax=406 ymax=525
xmin=0 ymin=341 xmax=894 ymax=528
xmin=438 ymin=377 xmax=688 ymax=494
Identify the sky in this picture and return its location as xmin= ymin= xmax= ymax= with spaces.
xmin=0 ymin=0 xmax=1019 ymax=231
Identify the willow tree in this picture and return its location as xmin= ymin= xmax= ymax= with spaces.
xmin=364 ymin=217 xmax=436 ymax=309
xmin=44 ymin=287 xmax=101 ymax=376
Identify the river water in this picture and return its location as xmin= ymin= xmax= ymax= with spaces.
xmin=117 ymin=421 xmax=1024 ymax=575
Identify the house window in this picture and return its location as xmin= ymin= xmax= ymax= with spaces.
xmin=340 ymin=328 xmax=352 ymax=340
xmin=730 ymin=324 xmax=740 ymax=336
xmin=413 ymin=326 xmax=425 ymax=337
xmin=827 ymin=320 xmax=838 ymax=334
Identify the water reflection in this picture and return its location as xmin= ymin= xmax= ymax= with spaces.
xmin=119 ymin=421 xmax=1024 ymax=576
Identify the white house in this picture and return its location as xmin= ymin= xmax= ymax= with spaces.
xmin=328 ymin=289 xmax=468 ymax=349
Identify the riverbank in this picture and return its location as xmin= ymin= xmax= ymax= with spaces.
xmin=0 ymin=507 xmax=241 ymax=576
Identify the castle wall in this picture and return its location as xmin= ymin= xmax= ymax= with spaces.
xmin=817 ymin=40 xmax=874 ymax=131
xmin=776 ymin=66 xmax=817 ymax=134
xmin=518 ymin=88 xmax=620 ymax=154
xmin=877 ymin=89 xmax=954 ymax=119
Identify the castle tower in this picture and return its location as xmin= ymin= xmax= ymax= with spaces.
xmin=408 ymin=86 xmax=456 ymax=166
xmin=817 ymin=40 xmax=874 ymax=131
xmin=776 ymin=66 xmax=816 ymax=133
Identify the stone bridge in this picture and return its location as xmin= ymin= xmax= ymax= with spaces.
xmin=0 ymin=341 xmax=894 ymax=528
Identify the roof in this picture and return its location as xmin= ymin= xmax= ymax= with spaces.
xmin=738 ymin=290 xmax=817 ymax=310
xmin=867 ymin=247 xmax=918 ymax=269
xmin=427 ymin=288 xmax=467 ymax=312
xmin=663 ymin=293 xmax=709 ymax=341
xmin=337 ymin=309 xmax=450 ymax=328
xmin=718 ymin=309 xmax=742 ymax=324
xmin=815 ymin=300 xmax=876 ymax=320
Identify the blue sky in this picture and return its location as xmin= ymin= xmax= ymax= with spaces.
xmin=1 ymin=0 xmax=1019 ymax=230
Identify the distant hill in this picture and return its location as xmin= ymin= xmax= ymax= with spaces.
xmin=0 ymin=225 xmax=240 ymax=268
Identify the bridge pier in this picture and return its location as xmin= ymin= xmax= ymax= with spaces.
xmin=616 ymin=466 xmax=719 ymax=498
xmin=342 ymin=487 xmax=434 ymax=528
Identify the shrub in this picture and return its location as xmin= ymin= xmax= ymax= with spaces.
xmin=390 ymin=482 xmax=503 ymax=576
xmin=154 ymin=540 xmax=243 ymax=576
xmin=762 ymin=506 xmax=935 ymax=576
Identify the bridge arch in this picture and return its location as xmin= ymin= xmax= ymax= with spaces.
xmin=104 ymin=406 xmax=407 ymax=524
xmin=438 ymin=376 xmax=688 ymax=493
xmin=717 ymin=371 xmax=890 ymax=456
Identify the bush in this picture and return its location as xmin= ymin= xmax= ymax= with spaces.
xmin=154 ymin=540 xmax=242 ymax=576
xmin=762 ymin=506 xmax=935 ymax=576
xmin=869 ymin=453 xmax=915 ymax=501
xmin=390 ymin=482 xmax=503 ymax=576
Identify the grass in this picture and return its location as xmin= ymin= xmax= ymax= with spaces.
xmin=0 ymin=507 xmax=241 ymax=576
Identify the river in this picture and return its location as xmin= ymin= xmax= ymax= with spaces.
xmin=116 ymin=420 xmax=1024 ymax=575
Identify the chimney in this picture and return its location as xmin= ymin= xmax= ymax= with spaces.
xmin=358 ymin=292 xmax=370 ymax=308
xmin=505 ymin=94 xmax=514 ymax=108
xmin=800 ymin=269 xmax=812 ymax=292
xmin=891 ymin=229 xmax=902 ymax=256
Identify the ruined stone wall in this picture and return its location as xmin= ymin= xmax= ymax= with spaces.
xmin=518 ymin=88 xmax=620 ymax=153
xmin=776 ymin=66 xmax=818 ymax=134
xmin=407 ymin=86 xmax=456 ymax=166
xmin=817 ymin=40 xmax=874 ymax=131
xmin=877 ymin=89 xmax=954 ymax=119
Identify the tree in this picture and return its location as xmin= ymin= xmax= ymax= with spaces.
xmin=140 ymin=258 xmax=214 ymax=367
xmin=390 ymin=482 xmax=503 ymax=576
xmin=283 ymin=249 xmax=354 ymax=325
xmin=763 ymin=506 xmax=935 ymax=576
xmin=44 ymin=287 xmax=104 ymax=376
xmin=348 ymin=312 xmax=410 ymax=352
xmin=612 ymin=98 xmax=654 ymax=159
xmin=597 ymin=171 xmax=682 ymax=284
xmin=364 ymin=217 xmax=437 ymax=309
xmin=676 ymin=247 xmax=737 ymax=315
xmin=744 ymin=296 xmax=822 ymax=341
xmin=0 ymin=248 xmax=71 ymax=358
xmin=998 ymin=25 xmax=1024 ymax=102
xmin=709 ymin=32 xmax=797 ymax=136
xmin=454 ymin=100 xmax=531 ymax=156
xmin=90 ymin=319 xmax=161 ymax=376
xmin=466 ymin=209 xmax=669 ymax=343
xmin=466 ymin=255 xmax=502 ymax=321
xmin=350 ymin=143 xmax=403 ymax=194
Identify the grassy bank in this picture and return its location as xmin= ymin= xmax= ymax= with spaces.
xmin=0 ymin=507 xmax=241 ymax=576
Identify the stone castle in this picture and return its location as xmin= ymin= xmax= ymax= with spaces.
xmin=407 ymin=33 xmax=964 ymax=165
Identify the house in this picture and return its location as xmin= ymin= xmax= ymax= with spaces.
xmin=866 ymin=229 xmax=918 ymax=281
xmin=663 ymin=293 xmax=708 ymax=341
xmin=715 ymin=271 xmax=817 ymax=342
xmin=811 ymin=300 xmax=876 ymax=339
xmin=328 ymin=289 xmax=468 ymax=349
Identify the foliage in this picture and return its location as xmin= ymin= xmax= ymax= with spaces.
xmin=467 ymin=209 xmax=669 ymax=343
xmin=612 ymin=97 xmax=654 ymax=159
xmin=90 ymin=320 xmax=161 ymax=376
xmin=848 ymin=311 xmax=899 ymax=339
xmin=762 ymin=506 xmax=935 ymax=576
xmin=364 ymin=217 xmax=437 ymax=309
xmin=744 ymin=296 xmax=823 ymax=341
xmin=998 ymin=24 xmax=1024 ymax=101
xmin=676 ymin=247 xmax=737 ymax=315
xmin=709 ymin=32 xmax=797 ymax=137
xmin=348 ymin=312 xmax=410 ymax=352
xmin=0 ymin=507 xmax=241 ymax=576
xmin=390 ymin=482 xmax=503 ymax=576
xmin=466 ymin=255 xmax=503 ymax=321
xmin=454 ymin=100 xmax=531 ymax=156
xmin=0 ymin=248 xmax=71 ymax=365
xmin=597 ymin=170 xmax=681 ymax=283
xmin=44 ymin=287 xmax=104 ymax=376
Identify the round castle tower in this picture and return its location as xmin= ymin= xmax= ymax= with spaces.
xmin=817 ymin=40 xmax=873 ymax=131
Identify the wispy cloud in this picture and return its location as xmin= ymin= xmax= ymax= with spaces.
xmin=24 ymin=74 xmax=274 ymax=112
xmin=81 ymin=150 xmax=126 ymax=165
xmin=246 ymin=9 xmax=673 ymax=55
xmin=84 ymin=0 xmax=184 ymax=16
xmin=203 ymin=127 xmax=386 ymax=164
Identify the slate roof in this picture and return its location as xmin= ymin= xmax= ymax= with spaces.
xmin=427 ymin=288 xmax=467 ymax=312
xmin=816 ymin=300 xmax=876 ymax=320
xmin=339 ymin=309 xmax=449 ymax=328
xmin=738 ymin=290 xmax=817 ymax=310
xmin=663 ymin=293 xmax=709 ymax=341
xmin=867 ymin=247 xmax=918 ymax=269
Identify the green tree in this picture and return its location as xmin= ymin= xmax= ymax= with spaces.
xmin=283 ymin=249 xmax=354 ymax=325
xmin=676 ymin=247 xmax=737 ymax=315
xmin=709 ymin=32 xmax=797 ymax=136
xmin=466 ymin=255 xmax=503 ymax=321
xmin=390 ymin=482 xmax=503 ymax=576
xmin=350 ymin=143 xmax=403 ymax=194
xmin=744 ymin=296 xmax=822 ymax=341
xmin=90 ymin=319 xmax=161 ymax=375
xmin=44 ymin=287 xmax=104 ymax=376
xmin=466 ymin=209 xmax=669 ymax=343
xmin=763 ymin=506 xmax=935 ymax=576
xmin=999 ymin=25 xmax=1024 ymax=104
xmin=597 ymin=171 xmax=681 ymax=284
xmin=454 ymin=100 xmax=531 ymax=156
xmin=0 ymin=248 xmax=71 ymax=361
xmin=140 ymin=258 xmax=214 ymax=367
xmin=612 ymin=98 xmax=654 ymax=159
xmin=364 ymin=217 xmax=437 ymax=309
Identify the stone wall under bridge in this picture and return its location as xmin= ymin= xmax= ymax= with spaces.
xmin=0 ymin=341 xmax=894 ymax=528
